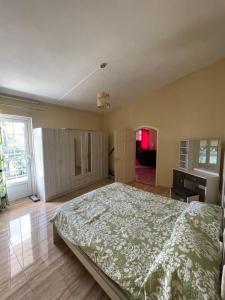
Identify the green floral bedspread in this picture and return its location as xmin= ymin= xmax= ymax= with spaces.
xmin=51 ymin=183 xmax=222 ymax=300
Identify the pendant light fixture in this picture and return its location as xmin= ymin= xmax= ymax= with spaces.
xmin=97 ymin=63 xmax=110 ymax=109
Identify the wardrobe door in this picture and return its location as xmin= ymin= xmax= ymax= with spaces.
xmin=92 ymin=131 xmax=101 ymax=181
xmin=42 ymin=128 xmax=58 ymax=199
xmin=42 ymin=129 xmax=73 ymax=199
xmin=72 ymin=130 xmax=95 ymax=187
xmin=64 ymin=129 xmax=74 ymax=192
xmin=33 ymin=128 xmax=46 ymax=201
xmin=84 ymin=131 xmax=95 ymax=184
xmin=56 ymin=129 xmax=74 ymax=194
xmin=72 ymin=130 xmax=83 ymax=188
xmin=68 ymin=130 xmax=76 ymax=190
xmin=54 ymin=129 xmax=64 ymax=195
xmin=83 ymin=132 xmax=92 ymax=174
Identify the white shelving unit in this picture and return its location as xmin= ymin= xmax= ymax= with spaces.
xmin=179 ymin=140 xmax=189 ymax=169
xmin=179 ymin=139 xmax=197 ymax=170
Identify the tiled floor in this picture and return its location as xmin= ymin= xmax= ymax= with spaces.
xmin=0 ymin=180 xmax=170 ymax=300
xmin=130 ymin=181 xmax=170 ymax=197
xmin=135 ymin=159 xmax=156 ymax=185
xmin=135 ymin=166 xmax=156 ymax=185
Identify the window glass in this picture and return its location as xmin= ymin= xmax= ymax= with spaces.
xmin=199 ymin=140 xmax=207 ymax=164
xmin=209 ymin=140 xmax=218 ymax=164
xmin=1 ymin=120 xmax=28 ymax=180
xmin=136 ymin=130 xmax=142 ymax=141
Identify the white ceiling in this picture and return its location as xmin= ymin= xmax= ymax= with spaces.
xmin=0 ymin=0 xmax=225 ymax=112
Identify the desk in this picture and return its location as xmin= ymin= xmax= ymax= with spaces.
xmin=172 ymin=168 xmax=219 ymax=204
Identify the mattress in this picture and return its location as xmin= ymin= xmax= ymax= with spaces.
xmin=51 ymin=182 xmax=222 ymax=299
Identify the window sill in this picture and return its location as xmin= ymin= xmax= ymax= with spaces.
xmin=6 ymin=176 xmax=28 ymax=186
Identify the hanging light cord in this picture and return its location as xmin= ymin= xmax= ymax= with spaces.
xmin=57 ymin=64 xmax=107 ymax=103
xmin=102 ymin=66 xmax=105 ymax=91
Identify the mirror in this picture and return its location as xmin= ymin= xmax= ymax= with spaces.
xmin=209 ymin=140 xmax=218 ymax=165
xmin=87 ymin=132 xmax=92 ymax=173
xmin=197 ymin=139 xmax=220 ymax=173
xmin=198 ymin=140 xmax=207 ymax=164
xmin=74 ymin=131 xmax=82 ymax=176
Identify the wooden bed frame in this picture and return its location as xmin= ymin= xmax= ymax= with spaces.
xmin=53 ymin=225 xmax=128 ymax=300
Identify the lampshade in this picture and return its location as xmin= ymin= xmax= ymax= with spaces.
xmin=97 ymin=92 xmax=110 ymax=109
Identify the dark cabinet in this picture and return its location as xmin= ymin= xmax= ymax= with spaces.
xmin=171 ymin=168 xmax=219 ymax=204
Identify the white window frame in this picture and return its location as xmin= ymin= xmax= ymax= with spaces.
xmin=0 ymin=113 xmax=35 ymax=198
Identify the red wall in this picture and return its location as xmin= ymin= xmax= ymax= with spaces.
xmin=136 ymin=128 xmax=157 ymax=151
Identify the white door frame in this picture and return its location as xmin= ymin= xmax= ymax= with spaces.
xmin=0 ymin=113 xmax=35 ymax=201
xmin=134 ymin=125 xmax=159 ymax=186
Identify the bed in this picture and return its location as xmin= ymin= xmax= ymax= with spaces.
xmin=51 ymin=182 xmax=222 ymax=300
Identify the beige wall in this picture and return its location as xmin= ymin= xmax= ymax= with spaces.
xmin=103 ymin=59 xmax=225 ymax=187
xmin=2 ymin=58 xmax=225 ymax=187
xmin=0 ymin=98 xmax=103 ymax=130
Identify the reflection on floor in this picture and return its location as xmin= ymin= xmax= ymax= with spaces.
xmin=135 ymin=160 xmax=156 ymax=185
xmin=0 ymin=179 xmax=170 ymax=300
xmin=130 ymin=181 xmax=170 ymax=197
xmin=135 ymin=166 xmax=156 ymax=185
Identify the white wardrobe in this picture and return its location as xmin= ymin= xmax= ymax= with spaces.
xmin=33 ymin=128 xmax=108 ymax=201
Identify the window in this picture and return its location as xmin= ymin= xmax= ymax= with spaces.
xmin=198 ymin=139 xmax=220 ymax=172
xmin=1 ymin=120 xmax=28 ymax=181
xmin=136 ymin=130 xmax=142 ymax=141
xmin=209 ymin=140 xmax=218 ymax=164
xmin=198 ymin=140 xmax=207 ymax=164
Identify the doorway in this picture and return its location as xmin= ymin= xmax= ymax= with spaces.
xmin=135 ymin=127 xmax=158 ymax=185
xmin=0 ymin=115 xmax=34 ymax=202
